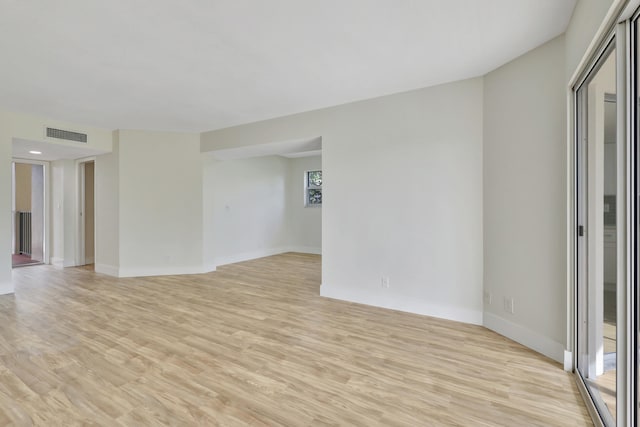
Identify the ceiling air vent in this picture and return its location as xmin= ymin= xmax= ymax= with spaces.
xmin=46 ymin=127 xmax=88 ymax=143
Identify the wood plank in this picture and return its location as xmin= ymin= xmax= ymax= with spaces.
xmin=0 ymin=253 xmax=592 ymax=425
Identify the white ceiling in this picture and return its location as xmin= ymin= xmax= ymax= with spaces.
xmin=12 ymin=138 xmax=109 ymax=161
xmin=208 ymin=137 xmax=322 ymax=160
xmin=0 ymin=0 xmax=576 ymax=133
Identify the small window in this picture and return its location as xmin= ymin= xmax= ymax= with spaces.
xmin=305 ymin=170 xmax=322 ymax=207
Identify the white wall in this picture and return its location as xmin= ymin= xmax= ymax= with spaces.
xmin=95 ymin=133 xmax=119 ymax=275
xmin=30 ymin=164 xmax=44 ymax=262
xmin=202 ymin=154 xmax=322 ymax=267
xmin=0 ymin=116 xmax=12 ymax=294
xmin=202 ymin=78 xmax=484 ymax=325
xmin=117 ymin=130 xmax=203 ymax=277
xmin=483 ymin=36 xmax=567 ymax=361
xmin=289 ymin=155 xmax=322 ymax=253
xmin=202 ymin=153 xmax=216 ymax=272
xmin=50 ymin=159 xmax=78 ymax=268
xmin=203 ymin=155 xmax=291 ymax=266
xmin=50 ymin=161 xmax=65 ymax=266
xmin=62 ymin=160 xmax=77 ymax=267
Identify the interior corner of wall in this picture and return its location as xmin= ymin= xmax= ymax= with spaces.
xmin=202 ymin=262 xmax=217 ymax=274
xmin=94 ymin=263 xmax=120 ymax=277
xmin=319 ymin=282 xmax=331 ymax=297
xmin=321 ymin=283 xmax=483 ymax=325
xmin=0 ymin=280 xmax=14 ymax=295
xmin=50 ymin=257 xmax=65 ymax=269
xmin=483 ymin=311 xmax=564 ymax=364
xmin=288 ymin=246 xmax=322 ymax=255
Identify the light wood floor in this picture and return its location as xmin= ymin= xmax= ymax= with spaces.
xmin=0 ymin=253 xmax=591 ymax=426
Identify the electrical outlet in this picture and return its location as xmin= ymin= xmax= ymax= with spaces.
xmin=483 ymin=291 xmax=492 ymax=305
xmin=503 ymin=297 xmax=514 ymax=314
xmin=381 ymin=276 xmax=390 ymax=288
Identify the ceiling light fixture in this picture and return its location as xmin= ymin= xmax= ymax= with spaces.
xmin=29 ymin=150 xmax=42 ymax=154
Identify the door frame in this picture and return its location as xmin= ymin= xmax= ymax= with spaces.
xmin=568 ymin=2 xmax=639 ymax=424
xmin=11 ymin=158 xmax=51 ymax=266
xmin=573 ymin=34 xmax=618 ymax=427
xmin=76 ymin=157 xmax=96 ymax=266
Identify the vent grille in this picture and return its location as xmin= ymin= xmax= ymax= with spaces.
xmin=46 ymin=127 xmax=88 ymax=143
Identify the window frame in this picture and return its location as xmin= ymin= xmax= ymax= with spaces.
xmin=304 ymin=170 xmax=322 ymax=208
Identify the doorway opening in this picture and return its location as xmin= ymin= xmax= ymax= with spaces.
xmin=77 ymin=160 xmax=95 ymax=270
xmin=12 ymin=162 xmax=46 ymax=268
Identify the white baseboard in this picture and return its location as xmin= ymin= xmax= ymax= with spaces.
xmin=216 ymin=246 xmax=322 ymax=267
xmin=63 ymin=259 xmax=77 ymax=268
xmin=483 ymin=312 xmax=564 ymax=363
xmin=94 ymin=248 xmax=315 ymax=278
xmin=201 ymin=262 xmax=217 ymax=274
xmin=320 ymin=283 xmax=483 ymax=325
xmin=0 ymin=281 xmax=14 ymax=295
xmin=564 ymin=350 xmax=573 ymax=372
xmin=118 ymin=265 xmax=208 ymax=278
xmin=50 ymin=257 xmax=65 ymax=269
xmin=95 ymin=263 xmax=119 ymax=277
xmin=287 ymin=246 xmax=321 ymax=255
xmin=95 ymin=263 xmax=215 ymax=278
xmin=215 ymin=247 xmax=290 ymax=267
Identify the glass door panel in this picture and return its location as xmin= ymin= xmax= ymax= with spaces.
xmin=576 ymin=42 xmax=617 ymax=425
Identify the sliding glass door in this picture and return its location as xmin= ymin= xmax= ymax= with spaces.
xmin=635 ymin=14 xmax=640 ymax=427
xmin=576 ymin=39 xmax=618 ymax=426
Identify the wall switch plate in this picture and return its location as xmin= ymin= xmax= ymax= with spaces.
xmin=503 ymin=297 xmax=514 ymax=314
xmin=483 ymin=291 xmax=492 ymax=305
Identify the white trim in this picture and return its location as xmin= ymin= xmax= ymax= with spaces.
xmin=566 ymin=83 xmax=575 ymax=357
xmin=483 ymin=312 xmax=564 ymax=363
xmin=0 ymin=281 xmax=13 ymax=295
xmin=94 ymin=263 xmax=119 ymax=277
xmin=320 ymin=283 xmax=483 ymax=325
xmin=616 ymin=21 xmax=630 ymax=424
xmin=620 ymin=0 xmax=640 ymax=22
xmin=50 ymin=257 xmax=64 ymax=269
xmin=63 ymin=259 xmax=77 ymax=268
xmin=77 ymin=160 xmax=86 ymax=266
xmin=215 ymin=247 xmax=292 ymax=267
xmin=11 ymin=158 xmax=51 ymax=265
xmin=202 ymin=262 xmax=217 ymax=274
xmin=97 ymin=248 xmax=316 ymax=278
xmin=76 ymin=157 xmax=96 ymax=267
xmin=564 ymin=350 xmax=573 ymax=372
xmin=287 ymin=246 xmax=321 ymax=255
xmin=118 ymin=265 xmax=209 ymax=278
xmin=568 ymin=0 xmax=628 ymax=89
xmin=11 ymin=162 xmax=15 ymax=254
xmin=216 ymin=246 xmax=322 ymax=267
